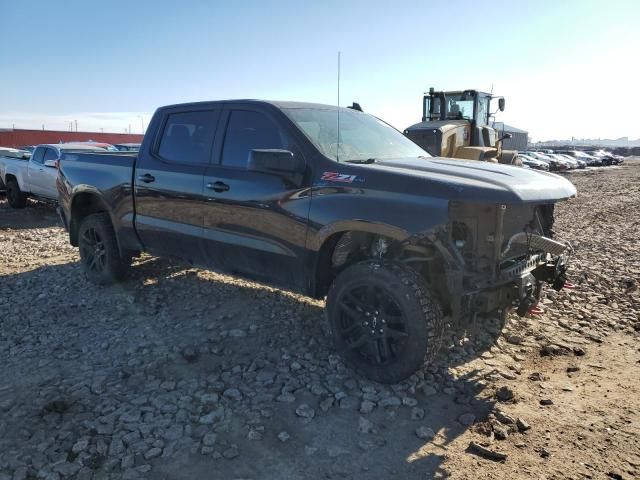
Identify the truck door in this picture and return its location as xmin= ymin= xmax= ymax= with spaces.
xmin=26 ymin=147 xmax=49 ymax=196
xmin=202 ymin=106 xmax=311 ymax=290
xmin=134 ymin=107 xmax=220 ymax=265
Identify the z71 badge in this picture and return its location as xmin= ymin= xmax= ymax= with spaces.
xmin=320 ymin=171 xmax=358 ymax=183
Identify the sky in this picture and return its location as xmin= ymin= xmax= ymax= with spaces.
xmin=1 ymin=0 xmax=639 ymax=141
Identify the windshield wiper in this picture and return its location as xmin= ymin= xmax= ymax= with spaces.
xmin=343 ymin=158 xmax=376 ymax=164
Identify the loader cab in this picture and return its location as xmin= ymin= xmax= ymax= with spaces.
xmin=422 ymin=89 xmax=499 ymax=145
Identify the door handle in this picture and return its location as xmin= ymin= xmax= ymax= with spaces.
xmin=207 ymin=181 xmax=230 ymax=192
xmin=137 ymin=173 xmax=155 ymax=183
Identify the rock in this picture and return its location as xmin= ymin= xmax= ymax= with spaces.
xmin=421 ymin=385 xmax=437 ymax=397
xmin=415 ymin=426 xmax=436 ymax=441
xmin=181 ymin=346 xmax=199 ymax=363
xmin=493 ymin=425 xmax=509 ymax=440
xmin=121 ymin=455 xmax=135 ymax=469
xmin=71 ymin=439 xmax=89 ymax=454
xmin=248 ymin=429 xmax=263 ymax=441
xmin=494 ymin=410 xmax=515 ymax=425
xmin=402 ymin=397 xmax=418 ymax=407
xmin=378 ymin=396 xmax=401 ymax=408
xmin=276 ymin=392 xmax=296 ymax=403
xmin=199 ymin=407 xmax=225 ymax=424
xmin=566 ymin=365 xmax=580 ymax=373
xmin=202 ymin=433 xmax=217 ymax=446
xmin=458 ymin=413 xmax=476 ymax=426
xmin=358 ymin=416 xmax=376 ymax=434
xmin=540 ymin=344 xmax=570 ymax=356
xmin=411 ymin=407 xmax=425 ymax=420
xmin=0 ymin=398 xmax=14 ymax=411
xmin=573 ymin=346 xmax=587 ymax=356
xmin=223 ymin=388 xmax=242 ymax=401
xmin=144 ymin=447 xmax=162 ymax=460
xmin=540 ymin=447 xmax=551 ymax=458
xmin=53 ymin=462 xmax=81 ymax=476
xmin=359 ymin=400 xmax=375 ymax=414
xmin=506 ymin=335 xmax=524 ymax=345
xmin=228 ymin=329 xmax=246 ymax=337
xmin=539 ymin=398 xmax=554 ymax=406
xmin=223 ymin=446 xmax=239 ymax=459
xmin=295 ymin=403 xmax=315 ymax=419
xmin=468 ymin=441 xmax=508 ymax=461
xmin=43 ymin=398 xmax=70 ymax=414
xmin=496 ymin=386 xmax=515 ymax=402
xmin=277 ymin=431 xmax=290 ymax=442
xmin=516 ymin=418 xmax=531 ymax=431
xmin=319 ymin=397 xmax=334 ymax=412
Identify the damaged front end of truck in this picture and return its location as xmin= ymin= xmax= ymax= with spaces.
xmin=407 ymin=201 xmax=572 ymax=324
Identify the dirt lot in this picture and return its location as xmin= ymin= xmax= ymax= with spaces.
xmin=1 ymin=162 xmax=638 ymax=480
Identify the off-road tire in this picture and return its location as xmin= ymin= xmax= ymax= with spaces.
xmin=6 ymin=178 xmax=28 ymax=209
xmin=326 ymin=260 xmax=444 ymax=384
xmin=78 ymin=213 xmax=130 ymax=285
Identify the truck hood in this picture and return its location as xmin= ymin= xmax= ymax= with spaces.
xmin=370 ymin=157 xmax=577 ymax=204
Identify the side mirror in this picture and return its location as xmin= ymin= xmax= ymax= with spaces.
xmin=22 ymin=153 xmax=31 ymax=160
xmin=498 ymin=98 xmax=505 ymax=112
xmin=248 ymin=149 xmax=304 ymax=176
xmin=44 ymin=159 xmax=57 ymax=168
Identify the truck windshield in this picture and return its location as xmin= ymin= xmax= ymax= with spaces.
xmin=283 ymin=107 xmax=429 ymax=162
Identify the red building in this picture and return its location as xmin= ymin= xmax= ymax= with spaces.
xmin=0 ymin=128 xmax=144 ymax=148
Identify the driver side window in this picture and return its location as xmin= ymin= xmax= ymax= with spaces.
xmin=221 ymin=110 xmax=285 ymax=169
xmin=44 ymin=148 xmax=58 ymax=161
xmin=31 ymin=148 xmax=46 ymax=164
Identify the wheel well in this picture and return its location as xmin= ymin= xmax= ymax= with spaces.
xmin=5 ymin=174 xmax=17 ymax=184
xmin=313 ymin=230 xmax=440 ymax=299
xmin=69 ymin=193 xmax=110 ymax=246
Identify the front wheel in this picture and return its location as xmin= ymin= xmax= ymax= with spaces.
xmin=6 ymin=179 xmax=27 ymax=208
xmin=78 ymin=213 xmax=130 ymax=285
xmin=326 ymin=260 xmax=444 ymax=384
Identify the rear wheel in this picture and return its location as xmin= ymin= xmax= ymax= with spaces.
xmin=78 ymin=213 xmax=130 ymax=285
xmin=326 ymin=260 xmax=444 ymax=384
xmin=6 ymin=178 xmax=27 ymax=208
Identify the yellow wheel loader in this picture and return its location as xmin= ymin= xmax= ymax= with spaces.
xmin=404 ymin=88 xmax=520 ymax=165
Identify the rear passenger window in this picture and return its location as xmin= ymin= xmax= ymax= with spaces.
xmin=222 ymin=110 xmax=284 ymax=168
xmin=158 ymin=110 xmax=219 ymax=164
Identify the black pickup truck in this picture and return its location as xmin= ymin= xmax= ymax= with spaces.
xmin=57 ymin=100 xmax=576 ymax=383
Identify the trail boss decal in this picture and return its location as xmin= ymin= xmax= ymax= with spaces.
xmin=320 ymin=171 xmax=358 ymax=183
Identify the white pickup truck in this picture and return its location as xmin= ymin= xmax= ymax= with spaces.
xmin=0 ymin=144 xmax=105 ymax=208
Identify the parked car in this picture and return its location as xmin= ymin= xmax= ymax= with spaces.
xmin=69 ymin=141 xmax=119 ymax=152
xmin=546 ymin=153 xmax=579 ymax=169
xmin=560 ymin=150 xmax=602 ymax=167
xmin=588 ymin=150 xmax=618 ymax=166
xmin=523 ymin=151 xmax=568 ymax=171
xmin=114 ymin=143 xmax=141 ymax=152
xmin=0 ymin=143 xmax=106 ymax=207
xmin=57 ymin=100 xmax=576 ymax=383
xmin=556 ymin=154 xmax=586 ymax=169
xmin=517 ymin=154 xmax=549 ymax=171
xmin=0 ymin=147 xmax=31 ymax=191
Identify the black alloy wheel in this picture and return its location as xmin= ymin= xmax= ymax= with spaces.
xmin=327 ymin=260 xmax=444 ymax=384
xmin=77 ymin=213 xmax=130 ymax=285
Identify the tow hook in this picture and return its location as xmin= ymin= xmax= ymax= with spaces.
xmin=516 ymin=295 xmax=536 ymax=317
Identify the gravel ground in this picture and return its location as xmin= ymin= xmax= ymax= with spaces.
xmin=0 ymin=161 xmax=638 ymax=480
